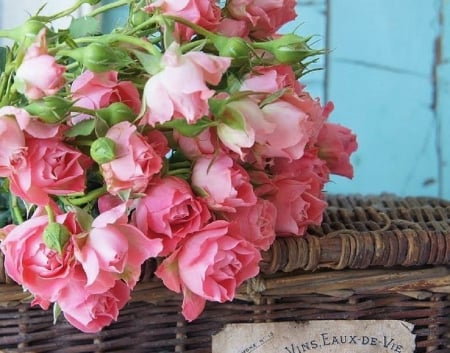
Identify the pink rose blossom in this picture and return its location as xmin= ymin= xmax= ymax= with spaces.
xmin=317 ymin=123 xmax=358 ymax=179
xmin=0 ymin=212 xmax=81 ymax=303
xmin=134 ymin=176 xmax=211 ymax=255
xmin=9 ymin=137 xmax=91 ymax=205
xmin=57 ymin=266 xmax=130 ymax=333
xmin=15 ymin=29 xmax=65 ymax=99
xmin=226 ymin=0 xmax=296 ymax=39
xmin=100 ymin=121 xmax=163 ymax=196
xmin=71 ymin=70 xmax=141 ymax=123
xmin=0 ymin=112 xmax=27 ymax=177
xmin=142 ymin=42 xmax=231 ymax=126
xmin=75 ymin=203 xmax=163 ymax=293
xmin=145 ymin=0 xmax=221 ymax=42
xmin=155 ymin=220 xmax=261 ymax=321
xmin=191 ymin=153 xmax=257 ymax=212
xmin=174 ymin=128 xmax=217 ymax=160
xmin=241 ymin=65 xmax=303 ymax=95
xmin=225 ymin=199 xmax=277 ymax=251
xmin=217 ymin=18 xmax=249 ymax=37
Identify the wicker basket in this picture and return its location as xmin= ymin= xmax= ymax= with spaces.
xmin=1 ymin=194 xmax=450 ymax=353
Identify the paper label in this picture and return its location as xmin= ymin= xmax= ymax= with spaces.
xmin=212 ymin=320 xmax=415 ymax=353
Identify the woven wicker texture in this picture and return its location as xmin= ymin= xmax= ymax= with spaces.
xmin=1 ymin=194 xmax=450 ymax=352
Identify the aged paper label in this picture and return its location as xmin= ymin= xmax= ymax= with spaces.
xmin=212 ymin=320 xmax=415 ymax=353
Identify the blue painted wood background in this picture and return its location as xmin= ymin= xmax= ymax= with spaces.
xmin=104 ymin=1 xmax=450 ymax=200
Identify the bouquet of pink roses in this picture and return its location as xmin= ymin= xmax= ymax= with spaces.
xmin=0 ymin=0 xmax=357 ymax=333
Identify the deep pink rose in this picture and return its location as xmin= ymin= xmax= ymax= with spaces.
xmin=134 ymin=176 xmax=211 ymax=256
xmin=191 ymin=153 xmax=257 ymax=212
xmin=71 ymin=70 xmax=141 ymax=123
xmin=57 ymin=266 xmax=130 ymax=333
xmin=174 ymin=128 xmax=216 ymax=160
xmin=9 ymin=137 xmax=91 ymax=205
xmin=142 ymin=42 xmax=231 ymax=126
xmin=100 ymin=121 xmax=163 ymax=196
xmin=155 ymin=220 xmax=261 ymax=321
xmin=317 ymin=123 xmax=358 ymax=178
xmin=225 ymin=199 xmax=277 ymax=251
xmin=0 ymin=212 xmax=80 ymax=303
xmin=15 ymin=29 xmax=65 ymax=99
xmin=145 ymin=0 xmax=221 ymax=41
xmin=226 ymin=0 xmax=296 ymax=39
xmin=75 ymin=203 xmax=163 ymax=293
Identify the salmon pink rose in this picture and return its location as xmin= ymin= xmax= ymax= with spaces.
xmin=71 ymin=70 xmax=141 ymax=123
xmin=317 ymin=123 xmax=358 ymax=179
xmin=142 ymin=42 xmax=231 ymax=126
xmin=75 ymin=204 xmax=162 ymax=293
xmin=57 ymin=266 xmax=130 ymax=333
xmin=191 ymin=153 xmax=257 ymax=212
xmin=9 ymin=137 xmax=91 ymax=205
xmin=145 ymin=0 xmax=221 ymax=42
xmin=173 ymin=128 xmax=216 ymax=160
xmin=15 ymin=29 xmax=65 ymax=100
xmin=0 ymin=212 xmax=81 ymax=303
xmin=155 ymin=220 xmax=261 ymax=321
xmin=134 ymin=177 xmax=211 ymax=256
xmin=99 ymin=121 xmax=163 ymax=196
xmin=226 ymin=0 xmax=296 ymax=39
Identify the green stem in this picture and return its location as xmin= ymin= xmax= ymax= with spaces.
xmin=102 ymin=33 xmax=161 ymax=57
xmin=67 ymin=185 xmax=107 ymax=206
xmin=163 ymin=15 xmax=219 ymax=41
xmin=87 ymin=0 xmax=130 ymax=18
xmin=167 ymin=168 xmax=191 ymax=176
xmin=71 ymin=106 xmax=97 ymax=116
xmin=45 ymin=205 xmax=56 ymax=223
xmin=10 ymin=195 xmax=24 ymax=224
xmin=169 ymin=161 xmax=191 ymax=169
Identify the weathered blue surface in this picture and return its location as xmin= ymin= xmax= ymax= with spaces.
xmin=100 ymin=0 xmax=450 ymax=199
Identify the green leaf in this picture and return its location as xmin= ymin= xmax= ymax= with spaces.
xmin=259 ymin=88 xmax=289 ymax=108
xmin=132 ymin=49 xmax=161 ymax=75
xmin=53 ymin=302 xmax=62 ymax=325
xmin=162 ymin=117 xmax=215 ymax=137
xmin=0 ymin=47 xmax=6 ymax=75
xmin=69 ymin=16 xmax=100 ymax=38
xmin=94 ymin=116 xmax=110 ymax=137
xmin=220 ymin=106 xmax=246 ymax=131
xmin=65 ymin=119 xmax=95 ymax=137
xmin=72 ymin=206 xmax=93 ymax=232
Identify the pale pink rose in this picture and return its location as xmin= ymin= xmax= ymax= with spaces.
xmin=100 ymin=121 xmax=163 ymax=196
xmin=142 ymin=42 xmax=231 ymax=126
xmin=191 ymin=153 xmax=257 ymax=212
xmin=145 ymin=0 xmax=221 ymax=41
xmin=15 ymin=29 xmax=65 ymax=99
xmin=57 ymin=266 xmax=130 ymax=333
xmin=317 ymin=123 xmax=358 ymax=179
xmin=268 ymin=176 xmax=327 ymax=236
xmin=226 ymin=0 xmax=296 ymax=39
xmin=9 ymin=137 xmax=91 ymax=205
xmin=75 ymin=203 xmax=163 ymax=293
xmin=0 ymin=113 xmax=27 ymax=177
xmin=173 ymin=128 xmax=216 ymax=160
xmin=134 ymin=176 xmax=211 ymax=255
xmin=0 ymin=212 xmax=81 ymax=303
xmin=217 ymin=18 xmax=249 ymax=37
xmin=241 ymin=64 xmax=303 ymax=95
xmin=71 ymin=70 xmax=141 ymax=123
xmin=225 ymin=199 xmax=277 ymax=251
xmin=155 ymin=220 xmax=261 ymax=321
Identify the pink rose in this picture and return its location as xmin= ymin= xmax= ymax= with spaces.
xmin=191 ymin=153 xmax=257 ymax=212
xmin=145 ymin=0 xmax=221 ymax=42
xmin=217 ymin=18 xmax=249 ymax=38
xmin=0 ymin=112 xmax=27 ymax=177
xmin=155 ymin=220 xmax=261 ymax=321
xmin=134 ymin=176 xmax=211 ymax=255
xmin=142 ymin=42 xmax=231 ymax=126
xmin=225 ymin=199 xmax=277 ymax=251
xmin=57 ymin=266 xmax=130 ymax=333
xmin=71 ymin=70 xmax=141 ymax=123
xmin=9 ymin=137 xmax=91 ymax=205
xmin=15 ymin=29 xmax=65 ymax=99
xmin=174 ymin=128 xmax=216 ymax=160
xmin=226 ymin=0 xmax=296 ymax=39
xmin=241 ymin=65 xmax=303 ymax=95
xmin=100 ymin=121 xmax=163 ymax=196
xmin=0 ymin=212 xmax=80 ymax=303
xmin=317 ymin=123 xmax=358 ymax=178
xmin=75 ymin=203 xmax=163 ymax=293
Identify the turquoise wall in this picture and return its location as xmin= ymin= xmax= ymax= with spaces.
xmin=102 ymin=0 xmax=450 ymax=200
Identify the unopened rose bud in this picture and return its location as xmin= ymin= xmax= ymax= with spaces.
xmin=25 ymin=96 xmax=72 ymax=123
xmin=96 ymin=102 xmax=136 ymax=126
xmin=61 ymin=42 xmax=121 ymax=72
xmin=90 ymin=137 xmax=116 ymax=164
xmin=253 ymin=34 xmax=322 ymax=64
xmin=43 ymin=222 xmax=71 ymax=255
xmin=214 ymin=36 xmax=250 ymax=64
